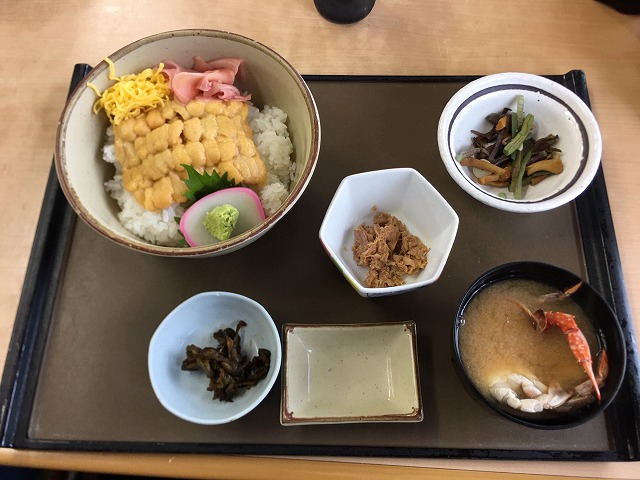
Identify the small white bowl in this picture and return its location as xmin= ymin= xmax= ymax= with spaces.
xmin=437 ymin=72 xmax=602 ymax=213
xmin=281 ymin=321 xmax=422 ymax=425
xmin=319 ymin=168 xmax=459 ymax=297
xmin=148 ymin=291 xmax=281 ymax=425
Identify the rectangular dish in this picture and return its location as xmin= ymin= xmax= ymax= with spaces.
xmin=281 ymin=322 xmax=422 ymax=425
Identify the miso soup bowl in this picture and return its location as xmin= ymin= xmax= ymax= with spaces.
xmin=55 ymin=29 xmax=320 ymax=257
xmin=453 ymin=261 xmax=626 ymax=429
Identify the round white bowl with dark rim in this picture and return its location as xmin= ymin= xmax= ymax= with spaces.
xmin=148 ymin=291 xmax=282 ymax=425
xmin=437 ymin=72 xmax=602 ymax=213
xmin=319 ymin=168 xmax=459 ymax=297
xmin=55 ymin=29 xmax=320 ymax=257
xmin=453 ymin=261 xmax=626 ymax=429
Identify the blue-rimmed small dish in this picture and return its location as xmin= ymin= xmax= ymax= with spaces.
xmin=148 ymin=291 xmax=282 ymax=425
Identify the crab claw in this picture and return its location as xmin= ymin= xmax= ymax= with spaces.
xmin=574 ymin=349 xmax=608 ymax=400
xmin=544 ymin=311 xmax=601 ymax=402
xmin=513 ymin=300 xmax=601 ymax=402
xmin=512 ymin=300 xmax=548 ymax=332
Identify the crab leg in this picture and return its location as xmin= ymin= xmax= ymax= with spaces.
xmin=538 ymin=281 xmax=583 ymax=303
xmin=574 ymin=349 xmax=608 ymax=397
xmin=533 ymin=310 xmax=601 ymax=401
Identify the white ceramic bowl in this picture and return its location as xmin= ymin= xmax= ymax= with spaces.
xmin=319 ymin=168 xmax=459 ymax=297
xmin=437 ymin=72 xmax=601 ymax=213
xmin=55 ymin=29 xmax=320 ymax=257
xmin=148 ymin=291 xmax=282 ymax=425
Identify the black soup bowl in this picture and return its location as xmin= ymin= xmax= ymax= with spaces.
xmin=453 ymin=261 xmax=626 ymax=429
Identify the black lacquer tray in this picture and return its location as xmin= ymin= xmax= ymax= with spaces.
xmin=1 ymin=65 xmax=639 ymax=460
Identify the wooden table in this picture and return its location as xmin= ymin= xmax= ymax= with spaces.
xmin=1 ymin=1 xmax=639 ymax=478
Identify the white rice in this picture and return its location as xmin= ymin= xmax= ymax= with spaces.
xmin=102 ymin=104 xmax=294 ymax=246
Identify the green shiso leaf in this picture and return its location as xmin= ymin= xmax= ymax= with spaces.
xmin=181 ymin=164 xmax=238 ymax=204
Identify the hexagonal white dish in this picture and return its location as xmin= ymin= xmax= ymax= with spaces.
xmin=281 ymin=321 xmax=422 ymax=425
xmin=319 ymin=168 xmax=459 ymax=297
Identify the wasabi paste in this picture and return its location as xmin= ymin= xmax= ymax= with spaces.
xmin=203 ymin=204 xmax=239 ymax=241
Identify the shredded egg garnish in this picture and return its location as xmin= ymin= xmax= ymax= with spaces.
xmin=87 ymin=58 xmax=171 ymax=125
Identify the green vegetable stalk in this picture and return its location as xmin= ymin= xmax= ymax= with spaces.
xmin=515 ymin=94 xmax=525 ymax=128
xmin=514 ymin=150 xmax=532 ymax=200
xmin=504 ymin=113 xmax=534 ymax=156
xmin=510 ymin=111 xmax=518 ymax=138
xmin=509 ymin=150 xmax=523 ymax=193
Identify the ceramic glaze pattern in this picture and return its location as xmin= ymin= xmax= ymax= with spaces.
xmin=281 ymin=322 xmax=422 ymax=425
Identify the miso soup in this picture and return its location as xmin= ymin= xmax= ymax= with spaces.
xmin=458 ymin=278 xmax=600 ymax=401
